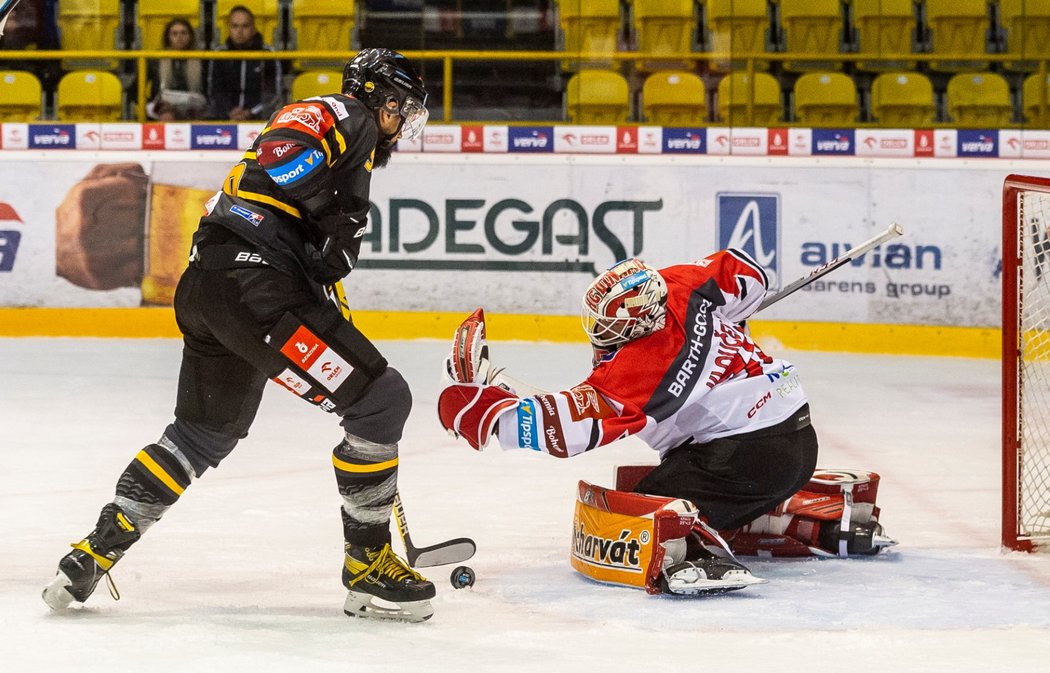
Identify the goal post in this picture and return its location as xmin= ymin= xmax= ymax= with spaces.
xmin=1002 ymin=174 xmax=1050 ymax=552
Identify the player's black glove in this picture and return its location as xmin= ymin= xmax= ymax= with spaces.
xmin=307 ymin=208 xmax=366 ymax=282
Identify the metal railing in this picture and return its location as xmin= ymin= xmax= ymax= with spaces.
xmin=2 ymin=49 xmax=1049 ymax=126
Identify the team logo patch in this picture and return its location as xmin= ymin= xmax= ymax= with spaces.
xmin=276 ymin=105 xmax=326 ymax=134
xmin=279 ymin=325 xmax=354 ymax=392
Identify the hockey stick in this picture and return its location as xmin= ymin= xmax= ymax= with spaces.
xmin=393 ymin=490 xmax=476 ymax=568
xmin=0 ymin=0 xmax=22 ymax=38
xmin=757 ymin=223 xmax=904 ymax=312
xmin=324 ymin=280 xmax=478 ymax=567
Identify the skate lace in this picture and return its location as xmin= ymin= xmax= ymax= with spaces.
xmin=350 ymin=544 xmax=424 ymax=587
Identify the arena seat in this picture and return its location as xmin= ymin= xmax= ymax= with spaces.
xmin=999 ymin=0 xmax=1050 ymax=72
xmin=291 ymin=70 xmax=343 ymax=102
xmin=57 ymin=70 xmax=124 ymax=121
xmin=214 ymin=0 xmax=281 ymax=47
xmin=945 ymin=72 xmax=1013 ymax=128
xmin=869 ymin=71 xmax=935 ymax=127
xmin=852 ymin=0 xmax=916 ymax=72
xmin=778 ymin=0 xmax=843 ymax=72
xmin=630 ymin=0 xmax=695 ymax=71
xmin=706 ymin=0 xmax=769 ymax=72
xmin=924 ymin=0 xmax=990 ymax=72
xmin=0 ymin=71 xmax=44 ymax=122
xmin=1023 ymin=73 xmax=1050 ymax=127
xmin=557 ymin=0 xmax=621 ymax=69
xmin=137 ymin=0 xmax=202 ymax=50
xmin=57 ymin=0 xmax=122 ymax=70
xmin=642 ymin=71 xmax=706 ymax=125
xmin=566 ymin=70 xmax=630 ymax=124
xmin=793 ymin=72 xmax=858 ymax=126
xmin=717 ymin=71 xmax=782 ymax=126
xmin=290 ymin=0 xmax=355 ymax=70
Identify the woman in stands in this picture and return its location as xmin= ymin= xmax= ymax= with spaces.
xmin=146 ymin=18 xmax=207 ymax=121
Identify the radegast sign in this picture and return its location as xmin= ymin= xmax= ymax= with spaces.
xmin=355 ymin=197 xmax=665 ymax=275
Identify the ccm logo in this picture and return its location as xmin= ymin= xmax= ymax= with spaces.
xmin=235 ymin=251 xmax=264 ymax=263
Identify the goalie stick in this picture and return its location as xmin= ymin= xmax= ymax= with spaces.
xmin=0 ymin=0 xmax=21 ymax=38
xmin=757 ymin=223 xmax=904 ymax=312
xmin=324 ymin=280 xmax=477 ymax=568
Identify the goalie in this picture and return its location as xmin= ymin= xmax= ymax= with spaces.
xmin=438 ymin=251 xmax=896 ymax=596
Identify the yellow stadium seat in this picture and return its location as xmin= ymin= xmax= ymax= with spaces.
xmin=57 ymin=70 xmax=124 ymax=121
xmin=291 ymin=0 xmax=356 ymax=70
xmin=852 ymin=0 xmax=916 ymax=72
xmin=566 ymin=70 xmax=630 ymax=124
xmin=630 ymin=0 xmax=695 ymax=71
xmin=57 ymin=0 xmax=122 ymax=70
xmin=291 ymin=70 xmax=343 ymax=102
xmin=214 ymin=0 xmax=281 ymax=47
xmin=1023 ymin=73 xmax=1050 ymax=128
xmin=1000 ymin=0 xmax=1050 ymax=72
xmin=779 ymin=0 xmax=843 ymax=72
xmin=717 ymin=71 xmax=782 ymax=126
xmin=793 ymin=72 xmax=858 ymax=126
xmin=706 ymin=0 xmax=769 ymax=72
xmin=870 ymin=71 xmax=935 ymax=127
xmin=0 ymin=71 xmax=44 ymax=121
xmin=138 ymin=0 xmax=201 ymax=50
xmin=557 ymin=0 xmax=621 ymax=69
xmin=925 ymin=0 xmax=989 ymax=72
xmin=946 ymin=72 xmax=1013 ymax=128
xmin=642 ymin=71 xmax=706 ymax=125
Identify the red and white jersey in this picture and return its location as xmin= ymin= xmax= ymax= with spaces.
xmin=494 ymin=249 xmax=808 ymax=458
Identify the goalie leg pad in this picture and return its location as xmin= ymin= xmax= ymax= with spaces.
xmin=733 ymin=469 xmax=897 ymax=557
xmin=572 ymin=481 xmax=765 ymax=595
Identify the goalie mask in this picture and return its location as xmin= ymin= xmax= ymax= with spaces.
xmin=342 ymin=48 xmax=429 ymax=141
xmin=581 ymin=259 xmax=668 ymax=348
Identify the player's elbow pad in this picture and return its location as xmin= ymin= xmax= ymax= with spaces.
xmin=438 ymin=383 xmax=518 ymax=451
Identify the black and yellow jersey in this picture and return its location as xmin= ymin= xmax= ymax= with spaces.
xmin=195 ymin=93 xmax=379 ymax=282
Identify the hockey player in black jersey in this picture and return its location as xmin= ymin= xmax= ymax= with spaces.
xmin=42 ymin=49 xmax=437 ymax=622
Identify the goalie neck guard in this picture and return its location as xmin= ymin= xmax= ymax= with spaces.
xmin=581 ymin=259 xmax=668 ymax=348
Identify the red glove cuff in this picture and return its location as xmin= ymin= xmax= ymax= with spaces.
xmin=438 ymin=383 xmax=518 ymax=450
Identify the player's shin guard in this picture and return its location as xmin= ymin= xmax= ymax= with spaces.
xmin=333 ymin=433 xmax=435 ymax=621
xmin=731 ymin=469 xmax=898 ymax=558
xmin=42 ymin=441 xmax=195 ymax=610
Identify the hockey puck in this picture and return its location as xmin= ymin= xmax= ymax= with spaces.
xmin=450 ymin=565 xmax=475 ymax=589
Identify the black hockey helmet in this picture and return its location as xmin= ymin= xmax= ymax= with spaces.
xmin=342 ymin=48 xmax=429 ymax=140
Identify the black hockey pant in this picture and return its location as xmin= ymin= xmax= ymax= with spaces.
xmin=634 ymin=404 xmax=818 ymax=531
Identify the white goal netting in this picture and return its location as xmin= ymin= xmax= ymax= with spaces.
xmin=1014 ymin=188 xmax=1050 ymax=546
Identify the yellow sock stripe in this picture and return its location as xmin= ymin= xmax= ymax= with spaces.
xmin=71 ymin=540 xmax=115 ymax=571
xmin=135 ymin=450 xmax=186 ymax=497
xmin=332 ymin=455 xmax=399 ymax=474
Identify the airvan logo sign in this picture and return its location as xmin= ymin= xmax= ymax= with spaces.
xmin=716 ymin=193 xmax=781 ymax=289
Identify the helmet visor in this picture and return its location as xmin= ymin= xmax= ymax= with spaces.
xmin=398 ymin=97 xmax=429 ymax=141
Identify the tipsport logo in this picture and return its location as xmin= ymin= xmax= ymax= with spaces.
xmin=716 ymin=193 xmax=781 ymax=290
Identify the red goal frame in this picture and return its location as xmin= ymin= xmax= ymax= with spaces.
xmin=1002 ymin=174 xmax=1050 ymax=552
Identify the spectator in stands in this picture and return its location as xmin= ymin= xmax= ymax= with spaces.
xmin=0 ymin=0 xmax=60 ymax=91
xmin=146 ymin=18 xmax=208 ymax=121
xmin=207 ymin=5 xmax=282 ymax=121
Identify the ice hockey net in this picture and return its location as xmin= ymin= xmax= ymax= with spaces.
xmin=1003 ymin=174 xmax=1050 ymax=551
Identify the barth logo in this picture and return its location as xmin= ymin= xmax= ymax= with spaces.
xmin=768 ymin=129 xmax=788 ymax=155
xmin=461 ymin=125 xmax=484 ymax=152
xmin=663 ymin=128 xmax=704 ymax=153
xmin=914 ymin=130 xmax=934 ymax=156
xmin=813 ymin=129 xmax=854 ymax=154
xmin=616 ymin=127 xmax=638 ymax=152
xmin=190 ymin=124 xmax=237 ymax=149
xmin=508 ymin=126 xmax=553 ymax=152
xmin=958 ymin=130 xmax=997 ymax=156
xmin=28 ymin=124 xmax=74 ymax=148
xmin=717 ymin=193 xmax=780 ymax=289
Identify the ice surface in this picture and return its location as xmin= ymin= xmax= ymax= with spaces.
xmin=2 ymin=337 xmax=1048 ymax=673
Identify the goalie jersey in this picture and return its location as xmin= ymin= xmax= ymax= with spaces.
xmin=494 ymin=250 xmax=808 ymax=458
